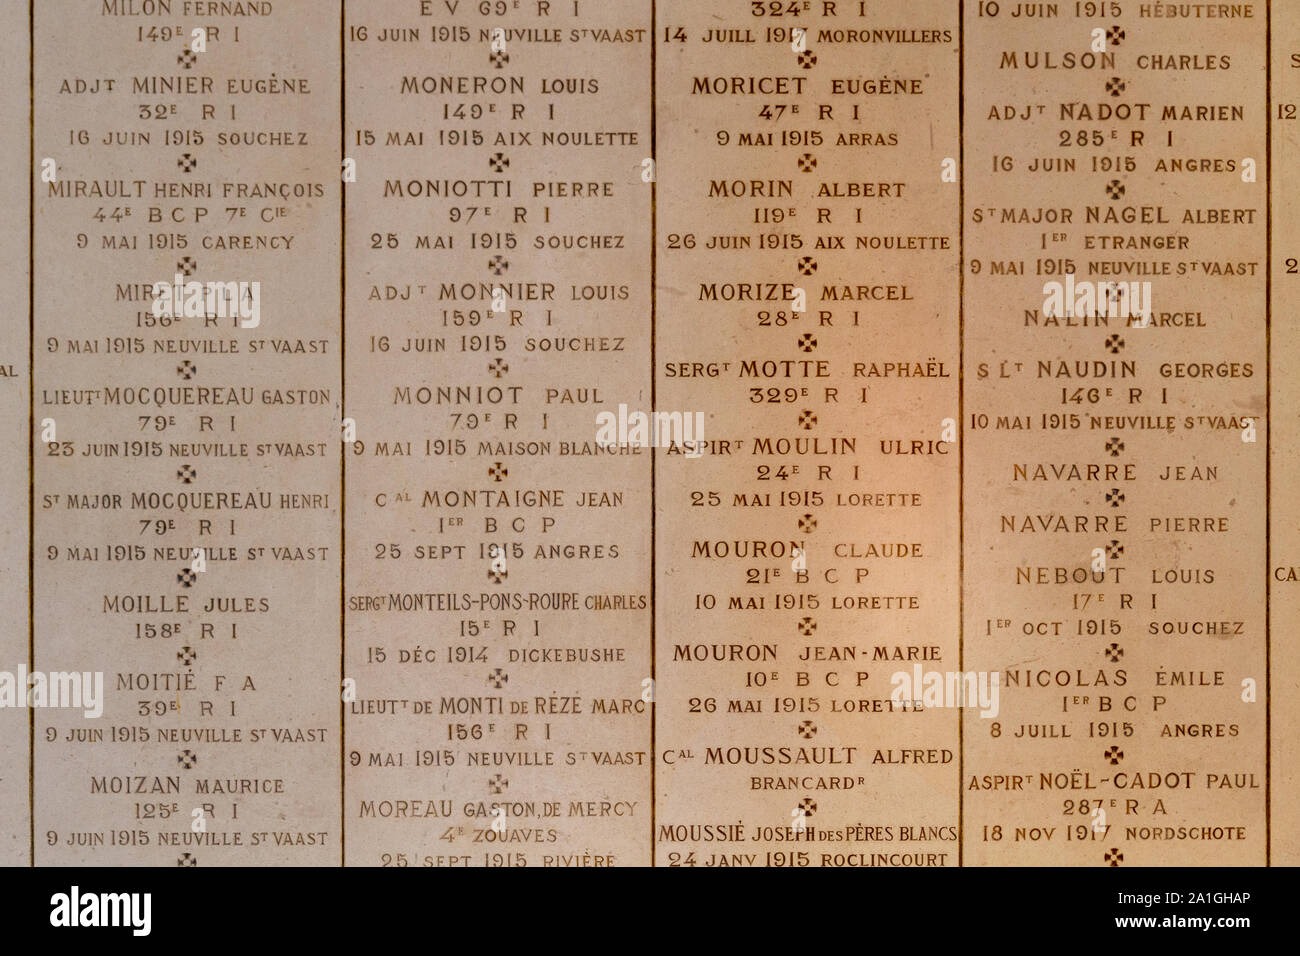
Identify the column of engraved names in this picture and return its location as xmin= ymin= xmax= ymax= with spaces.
xmin=654 ymin=0 xmax=961 ymax=866
xmin=961 ymin=0 xmax=1267 ymax=865
xmin=343 ymin=0 xmax=652 ymax=867
xmin=33 ymin=0 xmax=341 ymax=863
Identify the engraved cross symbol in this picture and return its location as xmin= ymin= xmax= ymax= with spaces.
xmin=1105 ymin=489 xmax=1125 ymax=508
xmin=1105 ymin=334 xmax=1125 ymax=354
xmin=1105 ymin=77 xmax=1125 ymax=97
xmin=487 ymin=566 xmax=507 ymax=584
xmin=798 ymin=410 xmax=817 ymax=429
xmin=489 ymin=774 xmax=508 ymax=794
xmin=1105 ymin=437 xmax=1125 ymax=457
xmin=798 ymin=333 xmax=817 ymax=352
xmin=797 ymin=720 xmax=817 ymax=739
xmin=1106 ymin=179 xmax=1125 ymax=200
xmin=1104 ymin=746 xmax=1124 ymax=765
xmin=178 ymin=153 xmax=197 ymax=173
xmin=1106 ymin=540 xmax=1124 ymax=560
xmin=178 ymin=48 xmax=197 ymax=69
xmin=797 ymin=153 xmax=817 ymax=173
xmin=797 ymin=514 xmax=817 ymax=534
xmin=178 ymin=853 xmax=197 ymax=867
xmin=797 ymin=256 xmax=817 ymax=276
xmin=177 ymin=749 xmax=198 ymax=769
xmin=796 ymin=50 xmax=817 ymax=69
xmin=490 ymin=50 xmax=509 ymax=68
xmin=489 ymin=153 xmax=509 ymax=172
xmin=1104 ymin=848 xmax=1124 ymax=866
xmin=178 ymin=256 xmax=197 ymax=277
xmin=488 ymin=255 xmax=509 ymax=275
xmin=487 ymin=668 xmax=508 ymax=689
xmin=798 ymin=797 xmax=817 ymax=817
xmin=178 ymin=360 xmax=197 ymax=379
xmin=177 ymin=464 xmax=196 ymax=484
xmin=1106 ymin=25 xmax=1125 ymax=46
xmin=488 ymin=358 xmax=509 ymax=377
xmin=178 ymin=646 xmax=197 ymax=666
xmin=1105 ymin=643 xmax=1124 ymax=663
xmin=177 ymin=568 xmax=196 ymax=588
xmin=797 ymin=617 xmax=816 ymax=636
xmin=488 ymin=462 xmax=508 ymax=482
